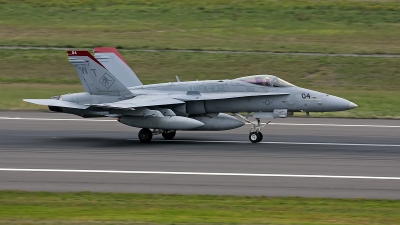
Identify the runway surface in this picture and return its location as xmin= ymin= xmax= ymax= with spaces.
xmin=0 ymin=111 xmax=399 ymax=199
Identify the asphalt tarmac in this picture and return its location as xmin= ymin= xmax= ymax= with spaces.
xmin=0 ymin=111 xmax=399 ymax=199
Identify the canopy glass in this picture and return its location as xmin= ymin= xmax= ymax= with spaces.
xmin=235 ymin=75 xmax=295 ymax=87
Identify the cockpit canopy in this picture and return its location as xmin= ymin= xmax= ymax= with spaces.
xmin=235 ymin=75 xmax=295 ymax=87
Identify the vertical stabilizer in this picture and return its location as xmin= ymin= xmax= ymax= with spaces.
xmin=94 ymin=47 xmax=143 ymax=88
xmin=68 ymin=50 xmax=132 ymax=97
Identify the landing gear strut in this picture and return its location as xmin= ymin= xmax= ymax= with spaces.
xmin=235 ymin=114 xmax=269 ymax=143
xmin=248 ymin=118 xmax=265 ymax=143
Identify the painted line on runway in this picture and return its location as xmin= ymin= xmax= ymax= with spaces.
xmin=268 ymin=122 xmax=400 ymax=128
xmin=153 ymin=140 xmax=400 ymax=147
xmin=0 ymin=117 xmax=115 ymax=122
xmin=1 ymin=117 xmax=400 ymax=128
xmin=263 ymin=141 xmax=400 ymax=147
xmin=0 ymin=168 xmax=399 ymax=180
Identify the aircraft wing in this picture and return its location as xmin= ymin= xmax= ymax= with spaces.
xmin=23 ymin=99 xmax=89 ymax=109
xmin=89 ymin=95 xmax=185 ymax=109
xmin=24 ymin=95 xmax=184 ymax=110
xmin=173 ymin=92 xmax=289 ymax=101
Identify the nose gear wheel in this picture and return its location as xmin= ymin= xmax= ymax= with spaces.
xmin=249 ymin=132 xmax=262 ymax=143
xmin=234 ymin=113 xmax=269 ymax=143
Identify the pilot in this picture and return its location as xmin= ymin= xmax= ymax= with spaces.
xmin=263 ymin=77 xmax=271 ymax=86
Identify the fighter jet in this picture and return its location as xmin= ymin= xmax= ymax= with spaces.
xmin=24 ymin=48 xmax=358 ymax=143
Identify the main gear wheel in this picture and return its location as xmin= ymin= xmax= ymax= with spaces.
xmin=162 ymin=131 xmax=176 ymax=140
xmin=138 ymin=128 xmax=153 ymax=143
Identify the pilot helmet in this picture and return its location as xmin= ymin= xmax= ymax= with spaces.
xmin=263 ymin=77 xmax=271 ymax=86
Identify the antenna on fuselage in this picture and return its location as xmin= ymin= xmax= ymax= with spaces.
xmin=175 ymin=76 xmax=181 ymax=82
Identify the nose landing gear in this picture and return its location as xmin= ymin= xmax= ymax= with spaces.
xmin=235 ymin=114 xmax=269 ymax=143
xmin=248 ymin=118 xmax=267 ymax=143
xmin=249 ymin=131 xmax=263 ymax=143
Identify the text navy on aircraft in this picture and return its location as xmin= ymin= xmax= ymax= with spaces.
xmin=24 ymin=48 xmax=357 ymax=143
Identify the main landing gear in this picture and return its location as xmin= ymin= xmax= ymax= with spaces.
xmin=235 ymin=114 xmax=269 ymax=143
xmin=162 ymin=130 xmax=176 ymax=140
xmin=138 ymin=128 xmax=153 ymax=143
xmin=138 ymin=128 xmax=176 ymax=143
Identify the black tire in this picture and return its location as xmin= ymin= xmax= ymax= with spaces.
xmin=257 ymin=132 xmax=263 ymax=142
xmin=138 ymin=128 xmax=153 ymax=143
xmin=162 ymin=131 xmax=176 ymax=140
xmin=249 ymin=132 xmax=261 ymax=143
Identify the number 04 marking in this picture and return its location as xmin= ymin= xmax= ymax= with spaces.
xmin=302 ymin=93 xmax=311 ymax=99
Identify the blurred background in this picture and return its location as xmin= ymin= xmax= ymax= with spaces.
xmin=0 ymin=0 xmax=399 ymax=118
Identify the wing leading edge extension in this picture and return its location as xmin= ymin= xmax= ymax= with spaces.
xmin=173 ymin=92 xmax=289 ymax=101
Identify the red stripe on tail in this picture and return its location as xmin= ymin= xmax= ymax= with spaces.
xmin=94 ymin=47 xmax=129 ymax=66
xmin=67 ymin=50 xmax=106 ymax=69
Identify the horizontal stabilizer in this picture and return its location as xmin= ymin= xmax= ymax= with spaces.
xmin=23 ymin=99 xmax=88 ymax=109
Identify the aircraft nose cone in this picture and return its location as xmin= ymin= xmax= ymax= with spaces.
xmin=349 ymin=102 xmax=358 ymax=109
xmin=320 ymin=95 xmax=357 ymax=112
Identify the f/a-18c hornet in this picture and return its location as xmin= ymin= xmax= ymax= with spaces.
xmin=24 ymin=48 xmax=358 ymax=143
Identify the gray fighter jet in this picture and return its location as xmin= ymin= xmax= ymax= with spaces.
xmin=24 ymin=48 xmax=357 ymax=143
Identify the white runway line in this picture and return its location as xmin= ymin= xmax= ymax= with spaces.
xmin=0 ymin=117 xmax=115 ymax=122
xmin=1 ymin=117 xmax=400 ymax=128
xmin=154 ymin=140 xmax=400 ymax=147
xmin=269 ymin=122 xmax=400 ymax=128
xmin=0 ymin=168 xmax=399 ymax=180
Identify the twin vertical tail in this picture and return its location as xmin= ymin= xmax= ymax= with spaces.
xmin=94 ymin=47 xmax=143 ymax=88
xmin=67 ymin=51 xmax=132 ymax=97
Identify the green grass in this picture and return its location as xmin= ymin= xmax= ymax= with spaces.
xmin=0 ymin=84 xmax=82 ymax=110
xmin=1 ymin=49 xmax=400 ymax=90
xmin=0 ymin=191 xmax=399 ymax=225
xmin=0 ymin=0 xmax=399 ymax=118
xmin=0 ymin=49 xmax=399 ymax=118
xmin=305 ymin=90 xmax=400 ymax=119
xmin=1 ymin=0 xmax=400 ymax=54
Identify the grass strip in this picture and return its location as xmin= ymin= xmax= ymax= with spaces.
xmin=1 ymin=49 xmax=399 ymax=91
xmin=1 ymin=0 xmax=400 ymax=54
xmin=0 ymin=84 xmax=83 ymax=111
xmin=0 ymin=49 xmax=399 ymax=118
xmin=0 ymin=191 xmax=399 ymax=225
